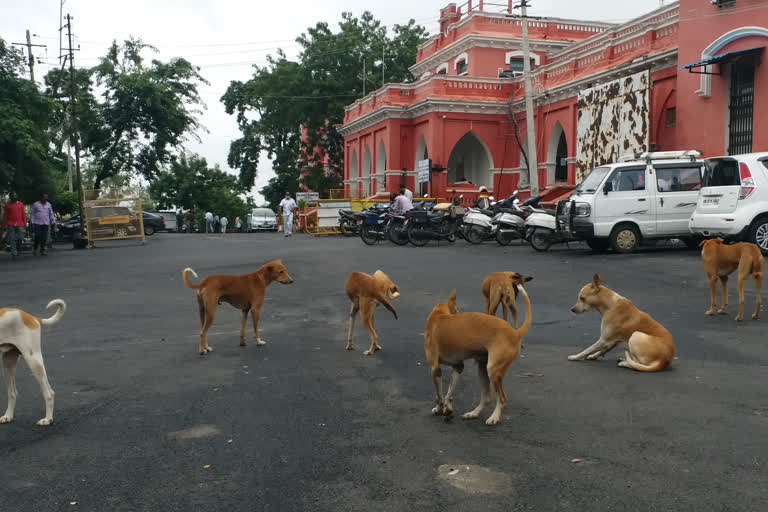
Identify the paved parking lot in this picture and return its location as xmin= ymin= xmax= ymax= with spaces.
xmin=1 ymin=234 xmax=766 ymax=511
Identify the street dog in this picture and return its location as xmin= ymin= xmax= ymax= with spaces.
xmin=0 ymin=299 xmax=66 ymax=426
xmin=482 ymin=272 xmax=533 ymax=328
xmin=700 ymin=238 xmax=763 ymax=321
xmin=182 ymin=260 xmax=294 ymax=355
xmin=568 ymin=274 xmax=675 ymax=372
xmin=345 ymin=271 xmax=400 ymax=355
xmin=424 ymin=282 xmax=531 ymax=426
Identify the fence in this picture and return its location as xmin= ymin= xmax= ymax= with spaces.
xmin=83 ymin=192 xmax=145 ymax=244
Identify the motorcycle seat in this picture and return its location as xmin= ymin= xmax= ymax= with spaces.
xmin=479 ymin=208 xmax=495 ymax=217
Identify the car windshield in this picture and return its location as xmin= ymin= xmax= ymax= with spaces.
xmin=574 ymin=166 xmax=610 ymax=194
xmin=703 ymin=159 xmax=740 ymax=187
xmin=252 ymin=209 xmax=274 ymax=216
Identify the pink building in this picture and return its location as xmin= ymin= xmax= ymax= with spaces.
xmin=339 ymin=0 xmax=768 ymax=205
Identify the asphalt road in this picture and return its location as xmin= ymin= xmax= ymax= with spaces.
xmin=1 ymin=233 xmax=766 ymax=511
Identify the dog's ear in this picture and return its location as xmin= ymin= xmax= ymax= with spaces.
xmin=448 ymin=290 xmax=457 ymax=302
xmin=699 ymin=239 xmax=707 ymax=247
xmin=591 ymin=274 xmax=602 ymax=289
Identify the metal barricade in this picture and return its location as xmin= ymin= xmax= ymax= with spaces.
xmin=83 ymin=195 xmax=145 ymax=245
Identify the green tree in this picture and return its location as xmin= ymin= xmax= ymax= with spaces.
xmin=222 ymin=11 xmax=428 ymax=208
xmin=52 ymin=38 xmax=209 ymax=189
xmin=0 ymin=37 xmax=56 ymax=202
xmin=149 ymin=154 xmax=251 ymax=224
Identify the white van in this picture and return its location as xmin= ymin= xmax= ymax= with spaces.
xmin=247 ymin=208 xmax=278 ymax=232
xmin=556 ymin=151 xmax=705 ymax=253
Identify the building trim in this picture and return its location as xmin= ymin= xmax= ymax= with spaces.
xmin=696 ymin=26 xmax=768 ymax=97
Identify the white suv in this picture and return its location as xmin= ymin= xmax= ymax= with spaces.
xmin=689 ymin=153 xmax=768 ymax=254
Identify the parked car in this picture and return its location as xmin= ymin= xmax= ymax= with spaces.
xmin=141 ymin=211 xmax=165 ymax=236
xmin=247 ymin=208 xmax=278 ymax=232
xmin=151 ymin=210 xmax=178 ymax=232
xmin=56 ymin=214 xmax=81 ymax=241
xmin=689 ymin=152 xmax=768 ymax=254
xmin=556 ymin=150 xmax=705 ymax=253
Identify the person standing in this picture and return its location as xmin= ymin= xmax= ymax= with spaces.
xmin=2 ymin=192 xmax=26 ymax=259
xmin=402 ymin=184 xmax=414 ymax=201
xmin=235 ymin=216 xmax=242 ymax=232
xmin=31 ymin=193 xmax=55 ymax=256
xmin=279 ymin=192 xmax=297 ymax=237
xmin=185 ymin=210 xmax=195 ymax=233
xmin=213 ymin=214 xmax=220 ymax=233
xmin=220 ymin=216 xmax=228 ymax=235
xmin=205 ymin=211 xmax=213 ymax=233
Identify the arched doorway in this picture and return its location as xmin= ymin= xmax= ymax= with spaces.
xmin=362 ymin=147 xmax=372 ymax=197
xmin=547 ymin=123 xmax=568 ymax=183
xmin=376 ymin=140 xmax=387 ymax=193
xmin=447 ymin=131 xmax=493 ymax=187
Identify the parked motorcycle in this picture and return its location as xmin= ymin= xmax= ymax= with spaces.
xmin=406 ymin=201 xmax=465 ymax=246
xmin=359 ymin=205 xmax=395 ymax=245
xmin=386 ymin=211 xmax=409 ymax=245
xmin=338 ymin=208 xmax=360 ymax=236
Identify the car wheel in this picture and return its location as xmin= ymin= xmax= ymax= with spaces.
xmin=610 ymin=224 xmax=640 ymax=254
xmin=682 ymin=236 xmax=703 ymax=249
xmin=144 ymin=225 xmax=155 ymax=236
xmin=114 ymin=225 xmax=130 ymax=238
xmin=748 ymin=215 xmax=768 ymax=255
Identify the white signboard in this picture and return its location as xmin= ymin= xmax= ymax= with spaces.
xmin=296 ymin=192 xmax=320 ymax=203
xmin=417 ymin=159 xmax=431 ymax=184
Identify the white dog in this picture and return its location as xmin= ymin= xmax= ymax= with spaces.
xmin=0 ymin=299 xmax=66 ymax=426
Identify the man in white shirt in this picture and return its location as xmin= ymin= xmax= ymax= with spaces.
xmin=220 ymin=216 xmax=228 ymax=235
xmin=279 ymin=192 xmax=298 ymax=236
xmin=205 ymin=211 xmax=214 ymax=233
xmin=402 ymin=185 xmax=413 ymax=201
xmin=392 ymin=190 xmax=414 ymax=214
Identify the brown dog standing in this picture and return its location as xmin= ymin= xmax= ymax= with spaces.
xmin=345 ymin=271 xmax=400 ymax=355
xmin=182 ymin=260 xmax=294 ymax=355
xmin=568 ymin=274 xmax=675 ymax=372
xmin=700 ymin=238 xmax=763 ymax=321
xmin=482 ymin=271 xmax=533 ymax=328
xmin=424 ymin=276 xmax=532 ymax=425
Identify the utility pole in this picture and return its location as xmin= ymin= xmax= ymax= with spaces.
xmin=517 ymin=0 xmax=538 ymax=194
xmin=64 ymin=13 xmax=85 ymax=241
xmin=12 ymin=30 xmax=46 ymax=82
xmin=382 ymin=44 xmax=386 ymax=88
xmin=363 ymin=58 xmax=366 ymax=96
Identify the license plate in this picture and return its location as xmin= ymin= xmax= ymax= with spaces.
xmin=702 ymin=197 xmax=720 ymax=208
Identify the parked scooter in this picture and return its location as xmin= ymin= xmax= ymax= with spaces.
xmin=462 ymin=195 xmax=496 ymax=245
xmin=522 ymin=195 xmax=566 ymax=251
xmin=489 ymin=199 xmax=528 ymax=245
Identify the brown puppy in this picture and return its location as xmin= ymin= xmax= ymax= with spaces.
xmin=424 ymin=284 xmax=531 ymax=425
xmin=345 ymin=271 xmax=400 ymax=356
xmin=482 ymin=272 xmax=533 ymax=328
xmin=568 ymin=274 xmax=675 ymax=372
xmin=182 ymin=260 xmax=294 ymax=355
xmin=700 ymin=238 xmax=763 ymax=321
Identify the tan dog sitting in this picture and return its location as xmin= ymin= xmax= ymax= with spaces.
xmin=345 ymin=271 xmax=400 ymax=355
xmin=568 ymin=274 xmax=675 ymax=372
xmin=700 ymin=238 xmax=763 ymax=321
xmin=482 ymin=271 xmax=533 ymax=328
xmin=424 ymin=279 xmax=531 ymax=425
xmin=183 ymin=260 xmax=294 ymax=355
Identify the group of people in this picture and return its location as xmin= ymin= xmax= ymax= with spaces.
xmin=2 ymin=192 xmax=56 ymax=260
xmin=204 ymin=211 xmax=229 ymax=234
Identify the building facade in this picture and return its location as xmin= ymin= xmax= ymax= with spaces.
xmin=338 ymin=0 xmax=768 ymax=203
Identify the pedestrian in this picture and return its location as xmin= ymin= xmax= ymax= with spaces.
xmin=474 ymin=186 xmax=491 ymax=210
xmin=31 ymin=192 xmax=55 ymax=256
xmin=186 ymin=211 xmax=195 ymax=233
xmin=393 ymin=187 xmax=414 ymax=214
xmin=2 ymin=191 xmax=26 ymax=260
xmin=205 ymin=211 xmax=213 ymax=233
xmin=235 ymin=216 xmax=242 ymax=232
xmin=220 ymin=216 xmax=228 ymax=235
xmin=402 ymin=184 xmax=414 ymax=201
xmin=279 ymin=192 xmax=297 ymax=237
xmin=214 ymin=214 xmax=220 ymax=233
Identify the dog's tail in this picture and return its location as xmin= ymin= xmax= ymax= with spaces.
xmin=40 ymin=299 xmax=66 ymax=326
xmin=377 ymin=294 xmax=398 ymax=320
xmin=515 ymin=285 xmax=532 ymax=338
xmin=183 ymin=267 xmax=201 ymax=289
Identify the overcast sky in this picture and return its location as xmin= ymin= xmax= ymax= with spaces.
xmin=2 ymin=0 xmax=663 ymax=202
